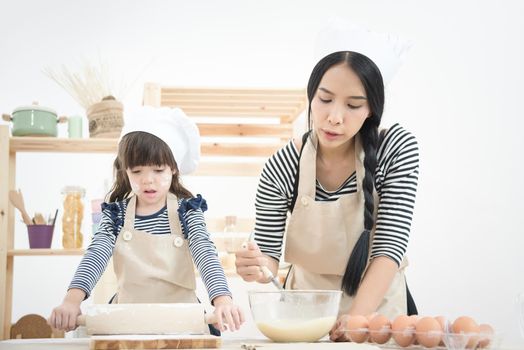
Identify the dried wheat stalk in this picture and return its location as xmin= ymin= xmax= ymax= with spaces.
xmin=43 ymin=60 xmax=131 ymax=109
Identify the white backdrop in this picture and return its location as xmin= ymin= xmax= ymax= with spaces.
xmin=1 ymin=0 xmax=523 ymax=346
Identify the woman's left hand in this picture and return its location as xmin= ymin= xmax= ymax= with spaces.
xmin=329 ymin=314 xmax=351 ymax=342
xmin=212 ymin=295 xmax=244 ymax=332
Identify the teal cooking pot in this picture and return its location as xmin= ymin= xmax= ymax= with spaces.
xmin=2 ymin=103 xmax=67 ymax=137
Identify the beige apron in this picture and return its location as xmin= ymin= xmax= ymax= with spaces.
xmin=112 ymin=193 xmax=198 ymax=304
xmin=284 ymin=132 xmax=408 ymax=319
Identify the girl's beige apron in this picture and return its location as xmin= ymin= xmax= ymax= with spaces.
xmin=284 ymin=133 xmax=408 ymax=318
xmin=112 ymin=193 xmax=198 ymax=304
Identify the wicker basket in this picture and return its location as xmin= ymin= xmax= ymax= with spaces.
xmin=86 ymin=97 xmax=123 ymax=138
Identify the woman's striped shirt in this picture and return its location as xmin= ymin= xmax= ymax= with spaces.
xmin=253 ymin=123 xmax=419 ymax=266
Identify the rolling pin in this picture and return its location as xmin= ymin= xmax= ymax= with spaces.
xmin=77 ymin=303 xmax=218 ymax=335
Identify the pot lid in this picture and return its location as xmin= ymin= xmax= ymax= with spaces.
xmin=13 ymin=102 xmax=57 ymax=115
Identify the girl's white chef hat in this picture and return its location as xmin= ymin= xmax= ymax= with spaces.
xmin=120 ymin=106 xmax=200 ymax=175
xmin=314 ymin=18 xmax=413 ymax=85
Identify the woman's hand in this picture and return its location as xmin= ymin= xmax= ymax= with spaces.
xmin=329 ymin=314 xmax=351 ymax=342
xmin=211 ymin=295 xmax=244 ymax=332
xmin=48 ymin=288 xmax=85 ymax=332
xmin=235 ymin=241 xmax=274 ymax=283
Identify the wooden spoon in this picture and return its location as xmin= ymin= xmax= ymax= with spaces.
xmin=8 ymin=190 xmax=33 ymax=225
xmin=33 ymin=212 xmax=47 ymax=225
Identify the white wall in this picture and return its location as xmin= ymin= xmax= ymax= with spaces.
xmin=1 ymin=0 xmax=524 ymax=346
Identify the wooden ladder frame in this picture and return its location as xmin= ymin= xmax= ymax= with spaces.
xmin=143 ymin=83 xmax=307 ymax=176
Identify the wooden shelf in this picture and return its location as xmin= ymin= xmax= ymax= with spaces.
xmin=8 ymin=137 xmax=268 ymax=176
xmin=7 ymin=249 xmax=84 ymax=256
xmin=10 ymin=137 xmax=117 ymax=153
xmin=9 ymin=137 xmax=282 ymax=158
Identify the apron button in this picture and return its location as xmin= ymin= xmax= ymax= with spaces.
xmin=174 ymin=236 xmax=184 ymax=248
xmin=301 ymin=196 xmax=309 ymax=206
xmin=122 ymin=231 xmax=132 ymax=241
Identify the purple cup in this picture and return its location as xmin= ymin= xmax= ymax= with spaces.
xmin=27 ymin=225 xmax=54 ymax=249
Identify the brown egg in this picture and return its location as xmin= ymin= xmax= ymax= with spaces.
xmin=478 ymin=323 xmax=494 ymax=348
xmin=392 ymin=315 xmax=416 ymax=347
xmin=410 ymin=315 xmax=421 ymax=345
xmin=369 ymin=314 xmax=391 ymax=344
xmin=366 ymin=312 xmax=378 ymax=321
xmin=415 ymin=317 xmax=442 ymax=348
xmin=409 ymin=314 xmax=420 ymax=322
xmin=435 ymin=315 xmax=447 ymax=331
xmin=347 ymin=315 xmax=369 ymax=343
xmin=452 ymin=316 xmax=480 ymax=348
xmin=434 ymin=315 xmax=447 ymax=345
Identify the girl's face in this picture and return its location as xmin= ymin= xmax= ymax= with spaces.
xmin=126 ymin=165 xmax=175 ymax=208
xmin=310 ymin=63 xmax=371 ymax=150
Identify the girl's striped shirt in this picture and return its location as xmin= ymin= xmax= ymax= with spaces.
xmin=69 ymin=196 xmax=230 ymax=302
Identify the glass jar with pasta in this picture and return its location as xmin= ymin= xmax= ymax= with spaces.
xmin=61 ymin=186 xmax=85 ymax=249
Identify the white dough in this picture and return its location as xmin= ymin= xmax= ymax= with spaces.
xmin=83 ymin=303 xmax=207 ymax=335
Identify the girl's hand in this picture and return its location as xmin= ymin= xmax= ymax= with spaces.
xmin=212 ymin=295 xmax=244 ymax=332
xmin=329 ymin=314 xmax=351 ymax=342
xmin=48 ymin=301 xmax=82 ymax=332
xmin=48 ymin=288 xmax=85 ymax=332
xmin=235 ymin=241 xmax=268 ymax=282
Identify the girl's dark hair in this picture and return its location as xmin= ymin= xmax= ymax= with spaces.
xmin=108 ymin=131 xmax=193 ymax=202
xmin=306 ymin=51 xmax=384 ymax=296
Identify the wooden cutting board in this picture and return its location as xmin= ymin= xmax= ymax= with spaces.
xmin=90 ymin=334 xmax=221 ymax=349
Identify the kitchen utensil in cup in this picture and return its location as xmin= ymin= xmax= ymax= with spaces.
xmin=33 ymin=212 xmax=46 ymax=225
xmin=51 ymin=209 xmax=59 ymax=226
xmin=8 ymin=189 xmax=32 ymax=225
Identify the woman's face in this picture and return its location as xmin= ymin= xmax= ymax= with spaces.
xmin=310 ymin=63 xmax=371 ymax=150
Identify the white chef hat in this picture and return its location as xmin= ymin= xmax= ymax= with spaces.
xmin=314 ymin=18 xmax=413 ymax=85
xmin=120 ymin=106 xmax=200 ymax=175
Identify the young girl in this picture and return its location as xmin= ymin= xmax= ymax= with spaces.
xmin=49 ymin=106 xmax=244 ymax=334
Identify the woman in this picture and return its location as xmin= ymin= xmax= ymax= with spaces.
xmin=235 ymin=51 xmax=419 ymax=341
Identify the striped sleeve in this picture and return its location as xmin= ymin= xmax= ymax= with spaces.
xmin=68 ymin=203 xmax=121 ymax=298
xmin=253 ymin=141 xmax=298 ymax=261
xmin=372 ymin=124 xmax=419 ymax=264
xmin=181 ymin=202 xmax=232 ymax=303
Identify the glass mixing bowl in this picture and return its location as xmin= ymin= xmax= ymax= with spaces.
xmin=248 ymin=290 xmax=342 ymax=342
